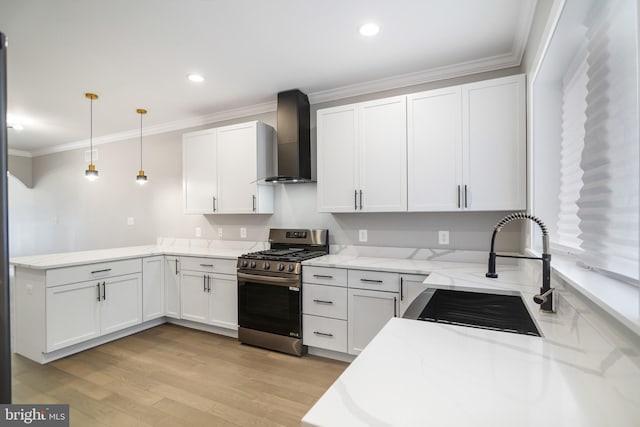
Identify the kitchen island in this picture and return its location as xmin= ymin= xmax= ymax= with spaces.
xmin=302 ymin=264 xmax=640 ymax=427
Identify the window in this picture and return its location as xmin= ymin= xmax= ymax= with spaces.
xmin=538 ymin=0 xmax=639 ymax=284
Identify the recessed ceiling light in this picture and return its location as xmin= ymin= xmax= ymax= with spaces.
xmin=359 ymin=22 xmax=380 ymax=37
xmin=187 ymin=73 xmax=205 ymax=83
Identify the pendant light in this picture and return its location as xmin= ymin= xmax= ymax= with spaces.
xmin=84 ymin=93 xmax=99 ymax=181
xmin=135 ymin=108 xmax=148 ymax=185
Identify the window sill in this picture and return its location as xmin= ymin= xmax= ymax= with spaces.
xmin=546 ymin=253 xmax=640 ymax=337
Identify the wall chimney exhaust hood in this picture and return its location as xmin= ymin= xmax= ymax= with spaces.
xmin=265 ymin=89 xmax=313 ymax=183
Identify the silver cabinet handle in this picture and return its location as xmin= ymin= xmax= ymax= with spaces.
xmin=457 ymin=185 xmax=461 ymax=209
xmin=313 ymin=274 xmax=333 ymax=279
xmin=359 ymin=190 xmax=363 ymax=210
xmin=207 ymin=276 xmax=211 ymax=293
xmin=313 ymin=299 xmax=333 ymax=305
xmin=252 ymin=195 xmax=256 ymax=212
xmin=313 ymin=331 xmax=334 ymax=337
xmin=200 ymin=263 xmax=214 ymax=267
xmin=213 ymin=196 xmax=217 ymax=212
xmin=203 ymin=275 xmax=206 ymax=292
xmin=360 ymin=278 xmax=383 ymax=283
xmin=91 ymin=268 xmax=111 ymax=274
xmin=354 ymin=189 xmax=358 ymax=210
xmin=394 ymin=297 xmax=397 ymax=317
xmin=400 ymin=277 xmax=404 ymax=301
xmin=102 ymin=282 xmax=106 ymax=301
xmin=175 ymin=259 xmax=179 ymax=275
xmin=96 ymin=283 xmax=101 ymax=302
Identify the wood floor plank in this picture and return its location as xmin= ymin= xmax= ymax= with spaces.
xmin=11 ymin=324 xmax=348 ymax=427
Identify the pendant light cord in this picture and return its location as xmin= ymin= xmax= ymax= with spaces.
xmin=89 ymin=96 xmax=93 ymax=165
xmin=139 ymin=112 xmax=143 ymax=170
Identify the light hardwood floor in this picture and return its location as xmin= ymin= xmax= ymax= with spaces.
xmin=11 ymin=324 xmax=348 ymax=427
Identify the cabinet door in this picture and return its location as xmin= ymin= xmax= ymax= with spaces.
xmin=46 ymin=281 xmax=101 ymax=352
xmin=100 ymin=274 xmax=143 ymax=335
xmin=463 ymin=75 xmax=526 ymax=210
xmin=208 ymin=274 xmax=237 ymax=330
xmin=358 ymin=96 xmax=407 ymax=212
xmin=408 ymin=87 xmax=463 ymax=211
xmin=347 ymin=288 xmax=398 ymax=355
xmin=164 ymin=256 xmax=181 ymax=319
xmin=399 ymin=274 xmax=428 ymax=316
xmin=317 ymin=105 xmax=359 ymax=212
xmin=180 ymin=271 xmax=209 ymax=323
xmin=142 ymin=256 xmax=164 ymax=321
xmin=217 ymin=122 xmax=257 ymax=213
xmin=183 ymin=130 xmax=217 ymax=214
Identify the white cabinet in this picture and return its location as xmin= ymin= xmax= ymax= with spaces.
xmin=164 ymin=256 xmax=181 ymax=319
xmin=142 ymin=256 xmax=165 ymax=321
xmin=46 ymin=281 xmax=101 ymax=351
xmin=317 ymin=96 xmax=407 ymax=212
xmin=347 ymin=288 xmax=398 ymax=355
xmin=183 ymin=129 xmax=217 ymax=214
xmin=180 ymin=257 xmax=238 ymax=330
xmin=407 ymin=74 xmax=526 ymax=211
xmin=399 ymin=274 xmax=429 ymax=316
xmin=464 ymin=75 xmax=526 ymax=210
xmin=408 ymin=86 xmax=463 ymax=211
xmin=183 ymin=120 xmax=275 ymax=214
xmin=46 ymin=273 xmax=142 ymax=352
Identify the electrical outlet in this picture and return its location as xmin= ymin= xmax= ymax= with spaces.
xmin=217 ymin=228 xmax=223 ymax=238
xmin=240 ymin=227 xmax=247 ymax=239
xmin=358 ymin=229 xmax=368 ymax=243
xmin=127 ymin=217 xmax=134 ymax=226
xmin=52 ymin=216 xmax=58 ymax=225
xmin=195 ymin=227 xmax=202 ymax=237
xmin=438 ymin=230 xmax=450 ymax=245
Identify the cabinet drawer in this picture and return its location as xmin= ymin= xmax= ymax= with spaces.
xmin=302 ymin=284 xmax=347 ymax=320
xmin=348 ymin=269 xmax=400 ymax=292
xmin=303 ymin=266 xmax=347 ymax=287
xmin=46 ymin=258 xmax=142 ymax=287
xmin=303 ymin=314 xmax=347 ymax=353
xmin=180 ymin=257 xmax=236 ymax=275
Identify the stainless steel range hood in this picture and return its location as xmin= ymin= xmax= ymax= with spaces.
xmin=265 ymin=89 xmax=313 ymax=183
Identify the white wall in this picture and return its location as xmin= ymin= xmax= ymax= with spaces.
xmin=8 ymin=70 xmax=525 ymax=257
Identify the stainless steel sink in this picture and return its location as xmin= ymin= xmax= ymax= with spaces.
xmin=403 ymin=288 xmax=541 ymax=337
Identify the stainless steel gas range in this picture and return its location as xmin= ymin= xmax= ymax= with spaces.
xmin=237 ymin=228 xmax=329 ymax=356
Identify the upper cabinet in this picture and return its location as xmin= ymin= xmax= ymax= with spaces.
xmin=408 ymin=74 xmax=526 ymax=211
xmin=317 ymin=74 xmax=526 ymax=213
xmin=183 ymin=121 xmax=275 ymax=214
xmin=317 ymin=96 xmax=407 ymax=212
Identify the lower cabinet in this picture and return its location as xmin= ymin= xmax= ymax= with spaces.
xmin=46 ymin=273 xmax=142 ymax=352
xmin=164 ymin=256 xmax=181 ymax=319
xmin=347 ymin=288 xmax=398 ymax=355
xmin=142 ymin=256 xmax=165 ymax=321
xmin=180 ymin=270 xmax=237 ymax=330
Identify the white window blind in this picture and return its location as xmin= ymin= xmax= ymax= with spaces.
xmin=555 ymin=0 xmax=639 ymax=282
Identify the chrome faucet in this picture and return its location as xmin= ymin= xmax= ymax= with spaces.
xmin=485 ymin=213 xmax=554 ymax=312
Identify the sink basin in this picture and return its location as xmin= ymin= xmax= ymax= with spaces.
xmin=403 ymin=288 xmax=541 ymax=337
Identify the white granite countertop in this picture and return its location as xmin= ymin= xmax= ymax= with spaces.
xmin=302 ymin=263 xmax=640 ymax=427
xmin=9 ymin=243 xmax=262 ymax=269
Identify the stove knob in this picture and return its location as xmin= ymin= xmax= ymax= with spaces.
xmin=250 ymin=261 xmax=257 ymax=268
xmin=264 ymin=262 xmax=270 ymax=270
xmin=241 ymin=260 xmax=248 ymax=268
xmin=278 ymin=263 xmax=285 ymax=271
xmin=288 ymin=264 xmax=295 ymax=272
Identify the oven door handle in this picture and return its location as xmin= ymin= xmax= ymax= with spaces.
xmin=237 ymin=272 xmax=300 ymax=288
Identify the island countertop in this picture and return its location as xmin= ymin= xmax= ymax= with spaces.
xmin=301 ymin=264 xmax=640 ymax=427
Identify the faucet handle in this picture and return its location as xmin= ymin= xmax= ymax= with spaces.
xmin=533 ymin=288 xmax=555 ymax=305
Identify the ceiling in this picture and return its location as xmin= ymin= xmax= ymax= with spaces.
xmin=1 ymin=0 xmax=537 ymax=155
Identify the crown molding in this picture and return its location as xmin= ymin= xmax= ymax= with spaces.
xmin=8 ymin=149 xmax=32 ymax=158
xmin=31 ymin=101 xmax=277 ymax=157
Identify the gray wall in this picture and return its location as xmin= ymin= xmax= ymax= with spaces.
xmin=8 ymin=70 xmax=525 ymax=257
xmin=8 ymin=155 xmax=32 ymax=188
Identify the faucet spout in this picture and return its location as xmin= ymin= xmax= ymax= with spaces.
xmin=485 ymin=213 xmax=554 ymax=312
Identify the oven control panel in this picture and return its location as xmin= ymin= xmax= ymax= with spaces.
xmin=237 ymin=259 xmax=300 ymax=274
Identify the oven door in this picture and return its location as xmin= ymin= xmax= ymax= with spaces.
xmin=237 ymin=271 xmax=302 ymax=338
